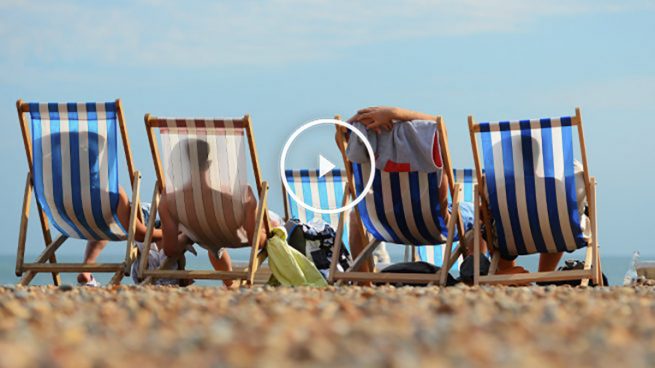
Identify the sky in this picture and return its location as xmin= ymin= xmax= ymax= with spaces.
xmin=0 ymin=0 xmax=654 ymax=257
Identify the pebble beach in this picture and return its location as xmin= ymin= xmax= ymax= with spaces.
xmin=1 ymin=284 xmax=654 ymax=368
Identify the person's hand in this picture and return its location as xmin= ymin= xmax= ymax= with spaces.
xmin=347 ymin=106 xmax=399 ymax=134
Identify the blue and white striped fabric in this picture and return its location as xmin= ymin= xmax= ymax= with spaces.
xmin=28 ymin=102 xmax=127 ymax=241
xmin=284 ymin=169 xmax=349 ymax=248
xmin=352 ymin=162 xmax=454 ymax=245
xmin=417 ymin=169 xmax=477 ymax=269
xmin=453 ymin=169 xmax=477 ymax=203
xmin=479 ymin=117 xmax=587 ymax=257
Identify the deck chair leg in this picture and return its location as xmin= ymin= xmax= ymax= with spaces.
xmin=23 ymin=198 xmax=62 ymax=285
xmin=581 ymin=241 xmax=594 ymax=287
xmin=444 ymin=243 xmax=463 ymax=271
xmin=440 ymin=183 xmax=461 ymax=286
xmin=16 ymin=173 xmax=32 ymax=277
xmin=596 ymin=245 xmax=603 ymax=286
xmin=19 ymin=235 xmax=68 ymax=286
xmin=440 ymin=213 xmax=457 ymax=286
xmin=442 ymin=183 xmax=466 ymax=281
xmin=110 ymin=172 xmax=141 ymax=285
xmin=581 ymin=178 xmax=596 ymax=287
xmin=589 ymin=177 xmax=602 ymax=286
xmin=580 ymin=176 xmax=599 ymax=287
xmin=489 ymin=252 xmax=500 ymax=275
xmin=109 ymin=269 xmax=125 ymax=286
xmin=123 ymin=171 xmax=142 ymax=276
xmin=247 ymin=250 xmax=269 ymax=287
xmin=246 ymin=182 xmax=269 ymax=286
xmin=473 ymin=184 xmax=481 ymax=286
xmin=328 ymin=224 xmax=345 ymax=284
xmin=138 ymin=185 xmax=161 ymax=282
xmin=328 ymin=186 xmax=350 ymax=284
xmin=347 ymin=239 xmax=381 ymax=273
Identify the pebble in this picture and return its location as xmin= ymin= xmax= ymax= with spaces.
xmin=58 ymin=284 xmax=74 ymax=292
xmin=13 ymin=290 xmax=29 ymax=299
xmin=0 ymin=285 xmax=653 ymax=367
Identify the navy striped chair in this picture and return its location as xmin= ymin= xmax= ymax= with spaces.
xmin=15 ymin=100 xmax=141 ymax=285
xmin=330 ymin=117 xmax=465 ymax=286
xmin=468 ymin=108 xmax=601 ymax=286
xmin=282 ymin=169 xmax=350 ymax=249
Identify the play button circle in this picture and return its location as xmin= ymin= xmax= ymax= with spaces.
xmin=279 ymin=118 xmax=375 ymax=215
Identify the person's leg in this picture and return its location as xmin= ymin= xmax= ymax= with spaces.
xmin=348 ymin=211 xmax=371 ymax=273
xmin=159 ymin=198 xmax=186 ymax=258
xmin=538 ymin=252 xmax=563 ymax=272
xmin=77 ymin=240 xmax=108 ymax=284
xmin=208 ymin=249 xmax=234 ymax=288
xmin=495 ymin=257 xmax=529 ymax=275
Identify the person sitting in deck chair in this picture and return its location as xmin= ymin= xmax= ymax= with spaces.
xmin=489 ymin=135 xmax=591 ymax=276
xmin=345 ymin=106 xmax=485 ymax=273
xmin=157 ymin=138 xmax=280 ymax=286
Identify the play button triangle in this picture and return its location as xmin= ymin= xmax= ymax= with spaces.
xmin=319 ymin=154 xmax=335 ymax=177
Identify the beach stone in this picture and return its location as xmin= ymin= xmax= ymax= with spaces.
xmin=13 ymin=289 xmax=30 ymax=299
xmin=1 ymin=285 xmax=654 ymax=367
xmin=58 ymin=284 xmax=74 ymax=292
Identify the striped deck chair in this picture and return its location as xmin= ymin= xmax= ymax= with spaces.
xmin=468 ymin=108 xmax=601 ymax=286
xmin=15 ymin=99 xmax=142 ymax=286
xmin=329 ymin=117 xmax=465 ymax=286
xmin=416 ymin=169 xmax=478 ymax=272
xmin=282 ymin=169 xmax=350 ymax=249
xmin=141 ymin=114 xmax=271 ymax=285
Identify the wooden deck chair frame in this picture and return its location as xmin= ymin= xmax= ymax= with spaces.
xmin=141 ymin=114 xmax=271 ymax=286
xmin=468 ymin=107 xmax=602 ymax=286
xmin=329 ymin=115 xmax=466 ymax=286
xmin=15 ymin=99 xmax=142 ymax=286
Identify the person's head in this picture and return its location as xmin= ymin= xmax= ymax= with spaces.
xmin=168 ymin=138 xmax=212 ymax=178
xmin=495 ymin=132 xmax=541 ymax=160
xmin=192 ymin=139 xmax=211 ymax=172
xmin=41 ymin=130 xmax=106 ymax=167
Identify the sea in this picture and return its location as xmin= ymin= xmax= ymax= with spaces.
xmin=0 ymin=246 xmax=638 ymax=287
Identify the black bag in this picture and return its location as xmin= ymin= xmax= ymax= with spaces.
xmin=537 ymin=259 xmax=609 ymax=286
xmin=459 ymin=254 xmax=491 ymax=284
xmin=285 ymin=219 xmax=352 ymax=276
xmin=379 ymin=261 xmax=457 ymax=287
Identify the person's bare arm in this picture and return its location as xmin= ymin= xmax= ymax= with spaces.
xmin=116 ymin=188 xmax=163 ymax=242
xmin=347 ymin=106 xmax=437 ymax=133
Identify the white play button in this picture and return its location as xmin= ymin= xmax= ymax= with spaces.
xmin=318 ymin=154 xmax=335 ymax=178
xmin=279 ymin=118 xmax=376 ymax=214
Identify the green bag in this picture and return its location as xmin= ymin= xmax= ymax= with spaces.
xmin=266 ymin=227 xmax=327 ymax=287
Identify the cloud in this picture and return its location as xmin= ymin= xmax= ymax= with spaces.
xmin=537 ymin=75 xmax=655 ymax=112
xmin=0 ymin=0 xmax=652 ymax=69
